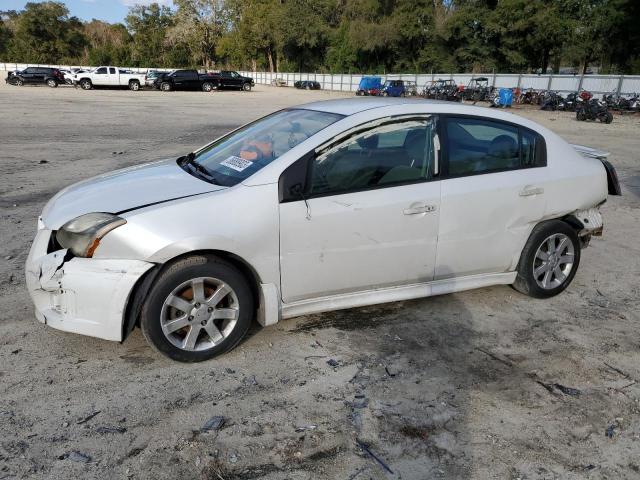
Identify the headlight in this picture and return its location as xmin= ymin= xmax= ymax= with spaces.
xmin=56 ymin=213 xmax=126 ymax=258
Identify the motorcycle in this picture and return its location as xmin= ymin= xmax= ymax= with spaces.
xmin=576 ymin=99 xmax=613 ymax=124
xmin=540 ymin=91 xmax=565 ymax=111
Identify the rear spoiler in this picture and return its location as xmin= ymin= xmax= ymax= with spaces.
xmin=572 ymin=144 xmax=621 ymax=196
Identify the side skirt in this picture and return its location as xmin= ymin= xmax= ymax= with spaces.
xmin=280 ymin=272 xmax=517 ymax=320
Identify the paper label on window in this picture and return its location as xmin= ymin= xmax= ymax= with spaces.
xmin=220 ymin=155 xmax=253 ymax=172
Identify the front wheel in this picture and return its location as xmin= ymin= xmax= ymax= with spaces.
xmin=242 ymin=82 xmax=252 ymax=92
xmin=512 ymin=220 xmax=581 ymax=299
xmin=202 ymin=82 xmax=214 ymax=92
xmin=160 ymin=82 xmax=172 ymax=92
xmin=602 ymin=112 xmax=613 ymax=124
xmin=576 ymin=110 xmax=586 ymax=121
xmin=141 ymin=255 xmax=254 ymax=362
xmin=46 ymin=79 xmax=58 ymax=88
xmin=80 ymin=79 xmax=92 ymax=90
xmin=15 ymin=78 xmax=24 ymax=86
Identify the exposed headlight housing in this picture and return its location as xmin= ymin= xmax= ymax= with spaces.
xmin=56 ymin=213 xmax=126 ymax=258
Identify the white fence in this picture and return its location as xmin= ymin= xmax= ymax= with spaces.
xmin=240 ymin=71 xmax=640 ymax=95
xmin=2 ymin=62 xmax=639 ymax=94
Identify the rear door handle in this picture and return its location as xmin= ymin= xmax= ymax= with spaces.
xmin=404 ymin=204 xmax=437 ymax=215
xmin=519 ymin=186 xmax=544 ymax=197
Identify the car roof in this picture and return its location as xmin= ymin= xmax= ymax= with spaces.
xmin=299 ymin=97 xmax=458 ymax=116
xmin=296 ymin=97 xmax=546 ymax=132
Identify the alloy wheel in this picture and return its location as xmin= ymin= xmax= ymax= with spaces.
xmin=532 ymin=233 xmax=575 ymax=289
xmin=160 ymin=277 xmax=240 ymax=352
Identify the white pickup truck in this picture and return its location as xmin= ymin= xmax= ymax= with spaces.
xmin=74 ymin=66 xmax=146 ymax=91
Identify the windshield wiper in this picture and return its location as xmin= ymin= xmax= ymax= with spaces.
xmin=179 ymin=152 xmax=218 ymax=184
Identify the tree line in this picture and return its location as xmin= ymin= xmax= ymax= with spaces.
xmin=0 ymin=0 xmax=638 ymax=74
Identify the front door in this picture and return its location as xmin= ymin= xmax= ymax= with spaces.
xmin=435 ymin=115 xmax=548 ymax=279
xmin=279 ymin=116 xmax=441 ymax=303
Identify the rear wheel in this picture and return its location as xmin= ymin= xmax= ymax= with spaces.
xmin=512 ymin=220 xmax=581 ymax=299
xmin=576 ymin=110 xmax=586 ymax=121
xmin=141 ymin=255 xmax=254 ymax=362
xmin=46 ymin=78 xmax=58 ymax=88
xmin=602 ymin=112 xmax=613 ymax=124
xmin=242 ymin=82 xmax=252 ymax=92
xmin=79 ymin=79 xmax=92 ymax=90
xmin=129 ymin=80 xmax=140 ymax=91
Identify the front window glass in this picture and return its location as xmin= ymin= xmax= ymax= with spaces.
xmin=96 ymin=67 xmax=107 ymax=74
xmin=187 ymin=109 xmax=343 ymax=186
xmin=309 ymin=117 xmax=434 ymax=196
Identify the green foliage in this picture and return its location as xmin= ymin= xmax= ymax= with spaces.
xmin=0 ymin=0 xmax=639 ymax=73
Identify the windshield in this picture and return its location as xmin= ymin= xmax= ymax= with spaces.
xmin=185 ymin=109 xmax=343 ymax=186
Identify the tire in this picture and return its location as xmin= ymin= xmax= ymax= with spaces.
xmin=242 ymin=82 xmax=252 ymax=92
xmin=512 ymin=220 xmax=581 ymax=299
xmin=603 ymin=112 xmax=613 ymax=124
xmin=79 ymin=79 xmax=92 ymax=90
xmin=15 ymin=78 xmax=24 ymax=86
xmin=576 ymin=110 xmax=586 ymax=121
xmin=140 ymin=255 xmax=254 ymax=362
xmin=160 ymin=82 xmax=172 ymax=92
xmin=129 ymin=80 xmax=140 ymax=91
xmin=46 ymin=78 xmax=58 ymax=88
xmin=202 ymin=82 xmax=213 ymax=92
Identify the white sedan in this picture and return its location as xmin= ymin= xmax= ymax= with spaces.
xmin=25 ymin=98 xmax=621 ymax=362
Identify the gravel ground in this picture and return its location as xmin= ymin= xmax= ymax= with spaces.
xmin=1 ymin=81 xmax=640 ymax=480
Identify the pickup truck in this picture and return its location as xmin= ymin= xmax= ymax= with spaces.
xmin=74 ymin=66 xmax=146 ymax=91
xmin=210 ymin=71 xmax=255 ymax=91
xmin=154 ymin=70 xmax=220 ymax=92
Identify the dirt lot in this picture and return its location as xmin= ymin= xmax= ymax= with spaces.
xmin=1 ymin=80 xmax=639 ymax=480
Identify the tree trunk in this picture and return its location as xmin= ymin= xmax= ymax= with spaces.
xmin=251 ymin=58 xmax=257 ymax=72
xmin=541 ymin=49 xmax=550 ymax=74
xmin=266 ymin=47 xmax=275 ymax=73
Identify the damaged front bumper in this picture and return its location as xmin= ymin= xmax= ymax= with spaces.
xmin=25 ymin=228 xmax=154 ymax=342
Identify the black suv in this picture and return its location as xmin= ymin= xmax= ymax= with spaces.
xmin=5 ymin=67 xmax=65 ymax=87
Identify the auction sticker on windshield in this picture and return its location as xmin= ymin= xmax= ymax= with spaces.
xmin=220 ymin=156 xmax=254 ymax=172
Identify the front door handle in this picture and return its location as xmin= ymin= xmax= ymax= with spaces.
xmin=519 ymin=186 xmax=544 ymax=197
xmin=404 ymin=204 xmax=437 ymax=215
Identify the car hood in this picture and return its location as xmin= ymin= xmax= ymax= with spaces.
xmin=41 ymin=159 xmax=224 ymax=229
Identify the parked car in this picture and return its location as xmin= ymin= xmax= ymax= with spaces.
xmin=210 ymin=71 xmax=255 ymax=91
xmin=381 ymin=79 xmax=406 ymax=97
xmin=74 ymin=66 xmax=146 ymax=91
xmin=26 ymin=98 xmax=620 ymax=362
xmin=294 ymin=80 xmax=321 ymax=90
xmin=355 ymin=76 xmax=382 ymax=96
xmin=5 ymin=67 xmax=65 ymax=87
xmin=154 ymin=70 xmax=219 ymax=92
xmin=144 ymin=70 xmax=163 ymax=87
xmin=271 ymin=78 xmax=287 ymax=87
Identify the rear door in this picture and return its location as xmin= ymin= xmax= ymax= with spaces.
xmin=435 ymin=115 xmax=548 ymax=279
xmin=108 ymin=67 xmax=118 ymax=85
xmin=279 ymin=115 xmax=441 ymax=303
xmin=186 ymin=70 xmax=200 ymax=89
